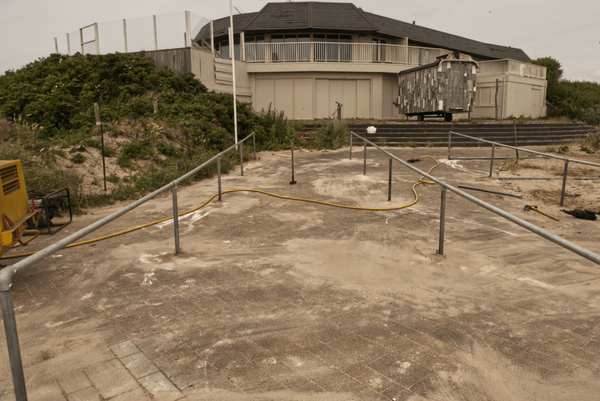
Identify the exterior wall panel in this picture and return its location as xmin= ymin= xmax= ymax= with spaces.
xmin=293 ymin=79 xmax=314 ymax=119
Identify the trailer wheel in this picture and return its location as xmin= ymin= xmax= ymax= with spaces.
xmin=417 ymin=114 xmax=424 ymax=121
xmin=444 ymin=113 xmax=453 ymax=122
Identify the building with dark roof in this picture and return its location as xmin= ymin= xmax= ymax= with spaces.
xmin=183 ymin=1 xmax=547 ymax=120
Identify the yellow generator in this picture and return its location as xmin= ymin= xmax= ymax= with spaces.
xmin=0 ymin=161 xmax=39 ymax=258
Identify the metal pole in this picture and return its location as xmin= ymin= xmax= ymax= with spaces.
xmin=54 ymin=37 xmax=58 ymax=54
xmin=560 ymin=160 xmax=569 ymax=207
xmin=101 ymin=124 xmax=106 ymax=191
xmin=349 ymin=133 xmax=353 ymax=160
xmin=172 ymin=184 xmax=180 ymax=255
xmin=489 ymin=144 xmax=495 ymax=178
xmin=217 ymin=155 xmax=222 ymax=201
xmin=495 ymin=78 xmax=499 ymax=121
xmin=448 ymin=131 xmax=451 ymax=160
xmin=514 ymin=121 xmax=519 ymax=160
xmin=290 ymin=142 xmax=297 ymax=185
xmin=1 ymin=290 xmax=28 ymax=401
xmin=252 ymin=133 xmax=256 ymax=160
xmin=438 ymin=187 xmax=447 ymax=255
xmin=363 ymin=141 xmax=367 ymax=175
xmin=388 ymin=158 xmax=392 ymax=201
xmin=240 ymin=141 xmax=244 ymax=176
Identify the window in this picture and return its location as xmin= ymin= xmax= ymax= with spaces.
xmin=245 ymin=35 xmax=265 ymax=61
xmin=372 ymin=38 xmax=387 ymax=62
xmin=218 ymin=36 xmax=241 ymax=60
xmin=314 ymin=34 xmax=352 ymax=62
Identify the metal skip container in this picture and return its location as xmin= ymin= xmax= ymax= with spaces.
xmin=397 ymin=54 xmax=478 ymax=122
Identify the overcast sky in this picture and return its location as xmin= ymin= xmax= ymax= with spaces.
xmin=1 ymin=0 xmax=598 ymax=82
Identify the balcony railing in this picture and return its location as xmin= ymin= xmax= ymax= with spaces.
xmin=478 ymin=59 xmax=546 ymax=80
xmin=244 ymin=42 xmax=455 ymax=66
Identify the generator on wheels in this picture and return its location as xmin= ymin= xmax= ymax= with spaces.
xmin=0 ymin=160 xmax=72 ymax=260
xmin=396 ymin=52 xmax=478 ymax=122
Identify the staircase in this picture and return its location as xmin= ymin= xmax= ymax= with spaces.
xmin=301 ymin=123 xmax=599 ymax=147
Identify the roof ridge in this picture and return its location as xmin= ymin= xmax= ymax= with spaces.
xmin=349 ymin=3 xmax=379 ymax=31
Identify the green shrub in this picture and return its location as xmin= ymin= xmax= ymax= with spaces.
xmin=71 ymin=153 xmax=85 ymax=163
xmin=106 ymin=173 xmax=120 ymax=184
xmin=310 ymin=121 xmax=348 ymax=149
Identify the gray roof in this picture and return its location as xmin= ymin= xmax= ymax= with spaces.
xmin=362 ymin=12 xmax=530 ymax=62
xmin=194 ymin=2 xmax=530 ymax=62
xmin=243 ymin=2 xmax=377 ymax=33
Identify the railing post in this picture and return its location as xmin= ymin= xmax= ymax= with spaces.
xmin=240 ymin=141 xmax=244 ymax=176
xmin=363 ymin=140 xmax=367 ymax=175
xmin=172 ymin=183 xmax=180 ymax=255
xmin=448 ymin=132 xmax=452 ymax=160
xmin=438 ymin=187 xmax=447 ymax=255
xmin=1 ymin=290 xmax=27 ymax=401
xmin=253 ymin=133 xmax=256 ymax=160
xmin=388 ymin=158 xmax=392 ymax=201
xmin=349 ymin=133 xmax=353 ymax=160
xmin=217 ymin=155 xmax=222 ymax=201
xmin=489 ymin=144 xmax=496 ymax=178
xmin=560 ymin=160 xmax=569 ymax=207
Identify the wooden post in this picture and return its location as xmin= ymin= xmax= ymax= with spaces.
xmin=54 ymin=37 xmax=58 ymax=54
xmin=185 ymin=11 xmax=192 ymax=48
xmin=66 ymin=33 xmax=70 ymax=55
xmin=123 ymin=19 xmax=128 ymax=53
xmin=80 ymin=28 xmax=84 ymax=54
xmin=153 ymin=15 xmax=158 ymax=51
xmin=210 ymin=20 xmax=214 ymax=53
xmin=153 ymin=101 xmax=158 ymax=113
xmin=94 ymin=23 xmax=99 ymax=54
xmin=495 ymin=79 xmax=499 ymax=121
xmin=514 ymin=120 xmax=519 ymax=159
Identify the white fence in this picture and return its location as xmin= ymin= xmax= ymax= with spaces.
xmin=56 ymin=11 xmax=210 ymax=55
xmin=244 ymin=42 xmax=457 ymax=66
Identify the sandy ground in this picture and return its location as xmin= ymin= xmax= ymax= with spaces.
xmin=1 ymin=145 xmax=600 ymax=400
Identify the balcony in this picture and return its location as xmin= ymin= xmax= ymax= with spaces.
xmin=478 ymin=59 xmax=546 ymax=80
xmin=243 ymin=42 xmax=455 ymax=67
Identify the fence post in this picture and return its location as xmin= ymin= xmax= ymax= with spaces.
xmin=172 ymin=184 xmax=180 ymax=255
xmin=1 ymin=290 xmax=28 ymax=401
xmin=349 ymin=133 xmax=353 ymax=160
xmin=448 ymin=132 xmax=451 ymax=160
xmin=489 ymin=144 xmax=496 ymax=178
xmin=388 ymin=158 xmax=392 ymax=201
xmin=560 ymin=160 xmax=569 ymax=207
xmin=363 ymin=140 xmax=367 ymax=175
xmin=438 ymin=187 xmax=447 ymax=255
xmin=240 ymin=141 xmax=244 ymax=176
xmin=252 ymin=133 xmax=256 ymax=160
xmin=217 ymin=155 xmax=222 ymax=201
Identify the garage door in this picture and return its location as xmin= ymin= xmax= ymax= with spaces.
xmin=316 ymin=79 xmax=370 ymax=119
xmin=254 ymin=78 xmax=370 ymax=119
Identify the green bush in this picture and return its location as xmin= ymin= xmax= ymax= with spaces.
xmin=310 ymin=121 xmax=348 ymax=149
xmin=71 ymin=153 xmax=85 ymax=163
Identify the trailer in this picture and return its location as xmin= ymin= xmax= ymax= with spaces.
xmin=397 ymin=54 xmax=478 ymax=122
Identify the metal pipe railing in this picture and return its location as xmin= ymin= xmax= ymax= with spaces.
xmin=350 ymin=131 xmax=600 ymax=264
xmin=0 ymin=132 xmax=256 ymax=401
xmin=448 ymin=131 xmax=600 ymax=206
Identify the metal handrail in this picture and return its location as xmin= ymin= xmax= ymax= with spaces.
xmin=448 ymin=131 xmax=600 ymax=167
xmin=448 ymin=131 xmax=600 ymax=206
xmin=349 ymin=131 xmax=600 ymax=265
xmin=0 ymin=133 xmax=256 ymax=401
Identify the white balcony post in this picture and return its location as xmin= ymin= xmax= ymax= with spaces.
xmin=240 ymin=32 xmax=245 ymax=61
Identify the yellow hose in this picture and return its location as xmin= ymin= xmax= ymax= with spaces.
xmin=1 ymin=156 xmax=439 ymax=260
